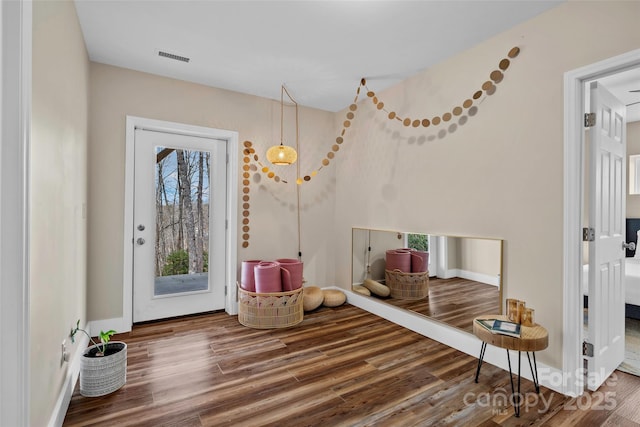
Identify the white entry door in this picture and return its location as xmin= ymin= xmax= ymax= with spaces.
xmin=133 ymin=128 xmax=227 ymax=322
xmin=586 ymin=81 xmax=627 ymax=390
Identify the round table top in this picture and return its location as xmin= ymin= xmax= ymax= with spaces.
xmin=473 ymin=315 xmax=549 ymax=352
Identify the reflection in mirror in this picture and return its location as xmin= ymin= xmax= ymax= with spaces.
xmin=352 ymin=228 xmax=502 ymax=333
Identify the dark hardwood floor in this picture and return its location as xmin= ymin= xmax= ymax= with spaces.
xmin=63 ymin=304 xmax=640 ymax=426
xmin=369 ymin=277 xmax=501 ymax=333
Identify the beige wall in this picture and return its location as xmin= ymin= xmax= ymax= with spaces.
xmin=333 ymin=0 xmax=640 ymax=370
xmin=458 ymin=238 xmax=501 ymax=276
xmin=88 ymin=64 xmax=336 ymax=320
xmin=31 ymin=0 xmax=89 ymax=425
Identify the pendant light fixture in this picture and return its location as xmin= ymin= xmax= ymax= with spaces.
xmin=266 ymin=85 xmax=298 ymax=166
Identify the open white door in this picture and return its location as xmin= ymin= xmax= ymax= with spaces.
xmin=586 ymin=81 xmax=627 ymax=391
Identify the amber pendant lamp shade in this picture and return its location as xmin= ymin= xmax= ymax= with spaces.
xmin=267 ymin=84 xmax=299 ymax=166
xmin=267 ymin=143 xmax=297 ymax=165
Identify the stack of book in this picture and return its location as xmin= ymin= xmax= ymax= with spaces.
xmin=476 ymin=318 xmax=521 ymax=338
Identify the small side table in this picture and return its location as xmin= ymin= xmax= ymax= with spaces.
xmin=472 ymin=315 xmax=549 ymax=417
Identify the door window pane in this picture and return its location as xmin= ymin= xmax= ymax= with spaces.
xmin=154 ymin=147 xmax=210 ymax=296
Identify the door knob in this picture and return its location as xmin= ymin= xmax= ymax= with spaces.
xmin=137 ymin=224 xmax=146 ymax=231
xmin=623 ymin=241 xmax=636 ymax=251
xmin=136 ymin=238 xmax=145 ymax=245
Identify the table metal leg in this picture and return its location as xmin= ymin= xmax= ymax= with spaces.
xmin=517 ymin=351 xmax=522 ymax=417
xmin=475 ymin=341 xmax=487 ymax=383
xmin=527 ymin=351 xmax=540 ymax=393
xmin=506 ymin=350 xmax=521 ymax=417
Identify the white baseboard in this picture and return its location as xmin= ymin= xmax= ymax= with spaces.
xmin=439 ymin=269 xmax=500 ymax=287
xmin=457 ymin=269 xmax=501 ymax=287
xmin=47 ymin=332 xmax=89 ymax=427
xmin=89 ymin=317 xmax=130 ymax=336
xmin=341 ymin=288 xmax=566 ymax=395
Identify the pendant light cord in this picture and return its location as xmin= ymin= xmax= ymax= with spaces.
xmin=282 ymin=85 xmax=302 ymax=260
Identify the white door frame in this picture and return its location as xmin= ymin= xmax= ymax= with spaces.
xmin=563 ymin=48 xmax=640 ymax=397
xmin=124 ymin=116 xmax=239 ymax=331
xmin=0 ymin=0 xmax=31 ymax=425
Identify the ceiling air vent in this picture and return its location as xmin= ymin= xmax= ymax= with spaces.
xmin=158 ymin=50 xmax=190 ymax=63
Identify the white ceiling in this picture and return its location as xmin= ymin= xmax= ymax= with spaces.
xmin=74 ymin=0 xmax=640 ymax=120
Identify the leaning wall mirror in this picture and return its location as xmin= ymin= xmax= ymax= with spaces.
xmin=352 ymin=228 xmax=503 ymax=333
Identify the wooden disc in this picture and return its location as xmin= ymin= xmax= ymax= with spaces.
xmin=453 ymin=106 xmax=463 ymax=116
xmin=336 ymin=136 xmax=344 ymax=144
xmin=327 ymin=152 xmax=335 ymax=159
xmin=242 ymin=187 xmax=250 ymax=194
xmin=432 ymin=116 xmax=441 ymax=125
xmin=322 ymin=158 xmax=330 ymax=166
xmin=473 ymin=90 xmax=483 ymax=100
xmin=463 ymin=99 xmax=473 ymax=108
xmin=377 ymin=102 xmax=384 ymax=110
xmin=243 ymin=148 xmax=251 ymax=155
xmin=403 ymin=118 xmax=411 ymax=126
xmin=243 ymin=218 xmax=249 ymax=225
xmin=482 ymin=80 xmax=493 ymax=91
xmin=268 ymin=172 xmax=274 ymax=178
xmin=274 ymin=176 xmax=280 ymax=182
xmin=347 ymin=112 xmax=354 ymax=119
xmin=304 ymin=176 xmax=311 ymax=181
xmin=344 ymin=120 xmax=351 ymax=127
xmin=242 ymin=179 xmax=249 ymax=186
xmin=372 ymin=96 xmax=378 ymax=104
xmin=349 ymin=103 xmax=357 ymax=111
xmin=242 ymin=241 xmax=249 ymax=248
xmin=243 ymin=157 xmax=250 ymax=164
xmin=388 ymin=111 xmax=396 ymax=119
xmin=242 ymin=233 xmax=249 ymax=240
xmin=367 ymin=91 xmax=375 ymax=97
xmin=243 ymin=140 xmax=252 ymax=147
xmin=490 ymin=70 xmax=504 ymax=83
xmin=443 ymin=112 xmax=452 ymax=122
xmin=243 ymin=164 xmax=250 ymax=171
xmin=421 ymin=119 xmax=430 ymax=127
xmin=262 ymin=166 xmax=269 ymax=173
xmin=242 ymin=225 xmax=249 ymax=232
xmin=499 ymin=58 xmax=510 ymax=71
xmin=332 ymin=144 xmax=339 ymax=152
xmin=242 ymin=210 xmax=249 ymax=217
xmin=253 ymin=154 xmax=259 ymax=161
xmin=508 ymin=46 xmax=520 ymax=58
xmin=243 ymin=202 xmax=249 ymax=209
xmin=243 ymin=195 xmax=249 ymax=201
xmin=412 ymin=120 xmax=420 ymax=127
xmin=243 ymin=172 xmax=250 ymax=178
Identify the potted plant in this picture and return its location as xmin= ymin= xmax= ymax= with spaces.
xmin=70 ymin=320 xmax=127 ymax=397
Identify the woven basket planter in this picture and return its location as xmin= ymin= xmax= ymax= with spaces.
xmin=385 ymin=269 xmax=429 ymax=300
xmin=238 ymin=285 xmax=304 ymax=329
xmin=80 ymin=342 xmax=127 ymax=397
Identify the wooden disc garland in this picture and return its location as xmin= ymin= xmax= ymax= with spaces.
xmin=240 ymin=47 xmax=520 ymax=248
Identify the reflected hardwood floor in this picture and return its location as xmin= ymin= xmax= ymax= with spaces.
xmin=374 ymin=277 xmax=501 ymax=333
xmin=63 ymin=305 xmax=640 ymax=427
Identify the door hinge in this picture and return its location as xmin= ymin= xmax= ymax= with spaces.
xmin=583 ymin=341 xmax=594 ymax=357
xmin=584 ymin=112 xmax=596 ymax=127
xmin=583 ymin=227 xmax=595 ymax=242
